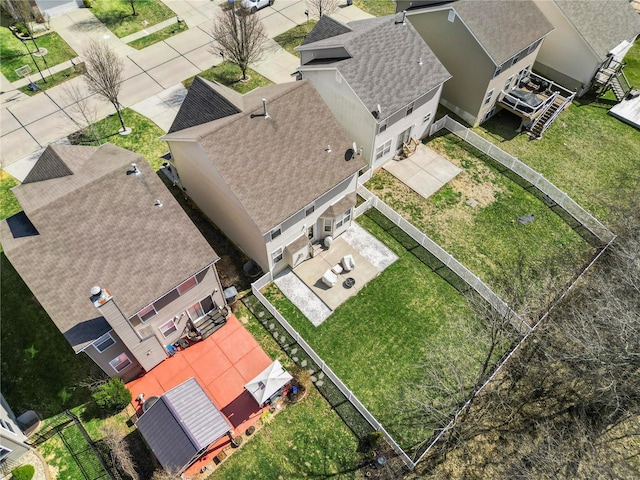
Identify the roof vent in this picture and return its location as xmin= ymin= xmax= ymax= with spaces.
xmin=325 ymin=145 xmax=332 ymax=153
xmin=395 ymin=11 xmax=406 ymax=26
xmin=90 ymin=286 xmax=101 ymax=296
xmin=251 ymin=99 xmax=270 ymax=119
xmin=128 ymin=163 xmax=141 ymax=176
xmin=155 ymin=199 xmax=163 ymax=208
xmin=418 ymin=57 xmax=423 ymax=65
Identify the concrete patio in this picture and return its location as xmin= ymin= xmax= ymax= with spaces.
xmin=383 ymin=143 xmax=462 ymax=200
xmin=274 ymin=223 xmax=398 ymax=326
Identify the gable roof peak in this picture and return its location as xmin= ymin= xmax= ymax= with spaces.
xmin=22 ymin=145 xmax=74 ymax=184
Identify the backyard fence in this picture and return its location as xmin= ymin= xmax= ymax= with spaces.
xmin=355 ymin=186 xmax=529 ymax=335
xmin=249 ymin=277 xmax=415 ymax=469
xmin=428 ymin=115 xmax=615 ymax=246
xmin=30 ymin=410 xmax=117 ymax=480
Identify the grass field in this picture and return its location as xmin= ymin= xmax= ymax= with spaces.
xmin=90 ymin=0 xmax=174 ymax=38
xmin=367 ymin=134 xmax=593 ymax=303
xmin=273 ymin=20 xmax=317 ymax=57
xmin=353 ymin=0 xmax=396 ymax=17
xmin=472 ymin=40 xmax=640 ymax=225
xmin=183 ymin=61 xmax=273 ymax=94
xmin=127 ymin=21 xmax=186 ymax=49
xmin=0 ymin=27 xmax=76 ymax=81
xmin=263 ymin=213 xmax=508 ymax=451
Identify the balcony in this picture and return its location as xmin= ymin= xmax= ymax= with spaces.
xmin=498 ymin=71 xmax=576 ymax=138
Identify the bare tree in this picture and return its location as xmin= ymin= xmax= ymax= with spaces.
xmin=150 ymin=468 xmax=181 ymax=480
xmin=83 ymin=39 xmax=128 ymax=133
xmin=305 ymin=0 xmax=341 ymax=19
xmin=101 ymin=424 xmax=139 ymax=480
xmin=126 ymin=0 xmax=138 ymax=16
xmin=210 ymin=4 xmax=266 ymax=81
xmin=63 ymin=77 xmax=105 ymax=145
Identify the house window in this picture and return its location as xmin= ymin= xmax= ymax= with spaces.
xmin=447 ymin=10 xmax=455 ymax=22
xmin=406 ymin=102 xmax=414 ymax=116
xmin=159 ymin=319 xmax=177 ymax=338
xmin=375 ymin=139 xmax=392 ymax=160
xmin=270 ymin=227 xmax=282 ymax=240
xmin=305 ymin=204 xmax=315 ymax=216
xmin=484 ymin=107 xmax=496 ymax=122
xmin=484 ymin=89 xmax=494 ymax=105
xmin=138 ymin=304 xmax=157 ymax=323
xmin=0 ymin=447 xmax=11 ymax=461
xmin=0 ymin=419 xmax=15 ymax=434
xmin=187 ymin=296 xmax=215 ymax=321
xmin=511 ymin=53 xmax=521 ymax=67
xmin=109 ymin=353 xmax=132 ymax=373
xmin=504 ymin=75 xmax=514 ymax=92
xmin=335 ymin=208 xmax=352 ymax=229
xmin=493 ymin=65 xmax=502 ymax=78
xmin=423 ymin=112 xmax=432 ymax=124
xmin=93 ymin=333 xmax=115 ymax=353
xmin=379 ymin=121 xmax=387 ymax=134
xmin=272 ymin=248 xmax=283 ymax=265
xmin=324 ymin=218 xmax=332 ymax=232
xmin=527 ymin=40 xmax=539 ymax=55
xmin=177 ymin=276 xmax=197 ymax=295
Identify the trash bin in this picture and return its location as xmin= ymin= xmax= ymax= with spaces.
xmin=224 ymin=286 xmax=238 ymax=305
xmin=347 ymin=0 xmax=353 ymax=5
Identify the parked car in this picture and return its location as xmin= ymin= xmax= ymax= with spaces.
xmin=502 ymin=88 xmax=543 ymax=113
xmin=241 ymin=0 xmax=273 ymax=12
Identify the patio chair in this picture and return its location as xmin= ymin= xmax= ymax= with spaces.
xmin=341 ymin=255 xmax=355 ymax=272
xmin=322 ymin=269 xmax=338 ymax=288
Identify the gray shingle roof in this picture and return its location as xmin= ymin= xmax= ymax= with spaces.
xmin=162 ymin=80 xmax=366 ymax=234
xmin=168 ymin=76 xmax=240 ymax=133
xmin=301 ymin=15 xmax=353 ymax=45
xmin=22 ymin=145 xmax=73 ymax=184
xmin=448 ymin=0 xmax=554 ymax=65
xmin=136 ymin=378 xmax=232 ymax=472
xmin=0 ymin=144 xmax=219 ymax=352
xmin=298 ymin=14 xmax=451 ymax=120
xmin=553 ymin=0 xmax=640 ymax=59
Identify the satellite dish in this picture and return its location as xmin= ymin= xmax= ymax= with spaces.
xmin=345 ymin=148 xmax=355 ymax=161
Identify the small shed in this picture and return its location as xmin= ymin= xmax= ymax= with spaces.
xmin=136 ymin=378 xmax=232 ymax=473
xmin=244 ymin=360 xmax=293 ymax=407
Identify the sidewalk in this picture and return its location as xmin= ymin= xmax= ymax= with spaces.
xmin=1 ymin=1 xmax=374 ymax=172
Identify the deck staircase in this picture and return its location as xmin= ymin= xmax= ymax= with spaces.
xmin=529 ymin=96 xmax=565 ymax=138
xmin=609 ymin=72 xmax=631 ymax=101
xmin=197 ymin=308 xmax=228 ymax=339
xmin=594 ymin=58 xmax=633 ymax=101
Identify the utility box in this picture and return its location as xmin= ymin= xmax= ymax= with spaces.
xmin=224 ymin=286 xmax=238 ymax=305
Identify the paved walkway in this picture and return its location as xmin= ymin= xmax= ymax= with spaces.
xmin=1 ymin=1 xmax=374 ymax=173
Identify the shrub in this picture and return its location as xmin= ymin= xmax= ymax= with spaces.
xmin=365 ymin=430 xmax=383 ymax=449
xmin=92 ymin=378 xmax=132 ymax=413
xmin=11 ymin=465 xmax=35 ymax=480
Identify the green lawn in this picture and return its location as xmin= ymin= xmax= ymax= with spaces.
xmin=367 ymin=134 xmax=592 ymax=304
xmin=18 ymin=64 xmax=84 ymax=96
xmin=70 ymin=108 xmax=168 ymax=170
xmin=273 ymin=20 xmax=317 ymax=57
xmin=183 ymin=61 xmax=273 ymax=94
xmin=263 ymin=214 xmax=507 ymax=451
xmin=0 ymin=27 xmax=77 ymax=81
xmin=472 ymin=41 xmax=640 ymax=225
xmin=0 ymin=172 xmax=20 ymax=221
xmin=213 ymin=302 xmax=363 ymax=479
xmin=353 ymin=0 xmax=396 ymax=17
xmin=127 ymin=21 xmax=187 ymax=49
xmin=90 ymin=0 xmax=175 ymax=38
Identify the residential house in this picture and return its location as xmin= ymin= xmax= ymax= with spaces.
xmin=296 ymin=14 xmax=451 ymax=169
xmin=396 ymin=0 xmax=555 ymax=127
xmin=0 ymin=144 xmax=227 ymax=382
xmin=0 ymin=394 xmax=30 ymax=474
xmin=162 ymin=78 xmax=366 ymax=274
xmin=532 ymin=0 xmax=640 ymax=99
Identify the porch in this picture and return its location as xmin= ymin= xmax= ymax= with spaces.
xmin=498 ymin=70 xmax=575 ymax=138
xmin=274 ymin=224 xmax=398 ymax=326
